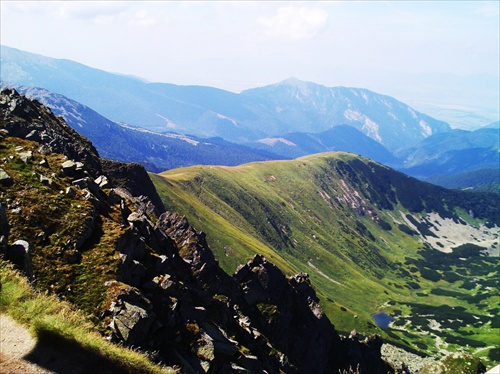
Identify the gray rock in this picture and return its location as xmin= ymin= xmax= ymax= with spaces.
xmin=2 ymin=240 xmax=33 ymax=279
xmin=72 ymin=177 xmax=100 ymax=196
xmin=115 ymin=230 xmax=147 ymax=260
xmin=95 ymin=175 xmax=110 ymax=189
xmin=10 ymin=207 xmax=22 ymax=214
xmin=127 ymin=212 xmax=144 ymax=227
xmin=39 ymin=174 xmax=52 ymax=185
xmin=0 ymin=168 xmax=12 ymax=186
xmin=236 ymin=354 xmax=260 ymax=371
xmin=75 ymin=216 xmax=95 ymax=250
xmin=109 ymin=290 xmax=161 ymax=346
xmin=61 ymin=160 xmax=76 ymax=175
xmin=180 ymin=303 xmax=208 ymax=321
xmin=65 ymin=186 xmax=76 ymax=197
xmin=0 ymin=129 xmax=9 ymax=139
xmin=117 ymin=254 xmax=147 ymax=287
xmin=18 ymin=150 xmax=33 ymax=163
xmin=26 ymin=129 xmax=41 ymax=141
xmin=75 ymin=161 xmax=85 ymax=172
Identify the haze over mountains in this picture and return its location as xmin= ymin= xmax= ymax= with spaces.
xmin=1 ymin=45 xmax=498 ymax=191
xmin=0 ymin=46 xmax=450 ymax=146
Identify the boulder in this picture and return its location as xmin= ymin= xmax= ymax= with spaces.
xmin=94 ymin=175 xmax=110 ymax=189
xmin=109 ymin=289 xmax=161 ymax=347
xmin=39 ymin=174 xmax=52 ymax=186
xmin=2 ymin=240 xmax=33 ymax=279
xmin=115 ymin=230 xmax=147 ymax=260
xmin=18 ymin=150 xmax=33 ymax=163
xmin=61 ymin=160 xmax=76 ymax=175
xmin=72 ymin=177 xmax=100 ymax=196
xmin=75 ymin=215 xmax=96 ymax=250
xmin=64 ymin=186 xmax=76 ymax=197
xmin=117 ymin=254 xmax=147 ymax=287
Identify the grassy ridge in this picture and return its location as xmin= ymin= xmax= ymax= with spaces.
xmin=153 ymin=152 xmax=499 ymax=366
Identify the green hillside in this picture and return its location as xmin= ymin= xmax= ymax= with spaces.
xmin=153 ymin=152 xmax=500 ymax=367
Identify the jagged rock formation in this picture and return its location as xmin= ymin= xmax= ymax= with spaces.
xmin=0 ymin=88 xmax=394 ymax=373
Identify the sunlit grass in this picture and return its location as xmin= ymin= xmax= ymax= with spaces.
xmin=0 ymin=261 xmax=175 ymax=374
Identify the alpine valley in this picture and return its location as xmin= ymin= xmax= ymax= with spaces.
xmin=0 ymin=46 xmax=499 ymax=374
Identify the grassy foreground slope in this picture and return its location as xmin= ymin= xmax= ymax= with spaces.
xmin=0 ymin=262 xmax=172 ymax=374
xmin=153 ymin=152 xmax=499 ymax=367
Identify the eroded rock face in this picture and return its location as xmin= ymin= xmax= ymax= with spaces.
xmin=100 ymin=158 xmax=165 ymax=216
xmin=235 ymin=255 xmax=342 ymax=373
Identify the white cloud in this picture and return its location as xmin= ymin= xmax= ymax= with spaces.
xmin=258 ymin=6 xmax=328 ymax=40
xmin=57 ymin=1 xmax=129 ymax=22
xmin=128 ymin=9 xmax=157 ymax=27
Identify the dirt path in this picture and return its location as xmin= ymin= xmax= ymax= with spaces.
xmin=0 ymin=314 xmax=53 ymax=373
xmin=0 ymin=313 xmax=131 ymax=374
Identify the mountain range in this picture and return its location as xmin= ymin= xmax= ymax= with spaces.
xmin=2 ymin=45 xmax=498 ymax=191
xmin=1 ymin=45 xmax=451 ymax=150
xmin=1 ymin=81 xmax=499 ymax=373
xmin=0 ymin=84 xmax=286 ymax=172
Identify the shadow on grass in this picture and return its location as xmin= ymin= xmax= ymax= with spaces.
xmin=23 ymin=328 xmax=131 ymax=374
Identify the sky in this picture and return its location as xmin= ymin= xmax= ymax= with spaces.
xmin=1 ymin=1 xmax=499 ymax=127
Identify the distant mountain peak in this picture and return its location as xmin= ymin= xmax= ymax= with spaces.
xmin=278 ymin=77 xmax=308 ymax=85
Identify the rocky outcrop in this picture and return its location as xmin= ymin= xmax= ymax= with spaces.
xmin=235 ymin=255 xmax=340 ymax=372
xmin=0 ymin=88 xmax=394 ymax=373
xmin=0 ymin=168 xmax=12 ymax=186
xmin=1 ymin=87 xmax=102 ymax=176
xmin=101 ymin=159 xmax=165 ymax=216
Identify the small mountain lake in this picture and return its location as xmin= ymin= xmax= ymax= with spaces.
xmin=371 ymin=312 xmax=393 ymax=328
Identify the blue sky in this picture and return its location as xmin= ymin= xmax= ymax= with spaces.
xmin=1 ymin=1 xmax=499 ymax=127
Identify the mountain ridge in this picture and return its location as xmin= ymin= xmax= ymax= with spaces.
xmin=0 ymin=82 xmax=288 ymax=172
xmin=154 ymin=150 xmax=500 ymax=367
xmin=1 ymin=45 xmax=452 ymax=150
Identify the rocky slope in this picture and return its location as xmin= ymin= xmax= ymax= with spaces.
xmin=0 ymin=88 xmax=398 ymax=372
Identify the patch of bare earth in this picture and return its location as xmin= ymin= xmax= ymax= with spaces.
xmin=0 ymin=314 xmax=52 ymax=373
